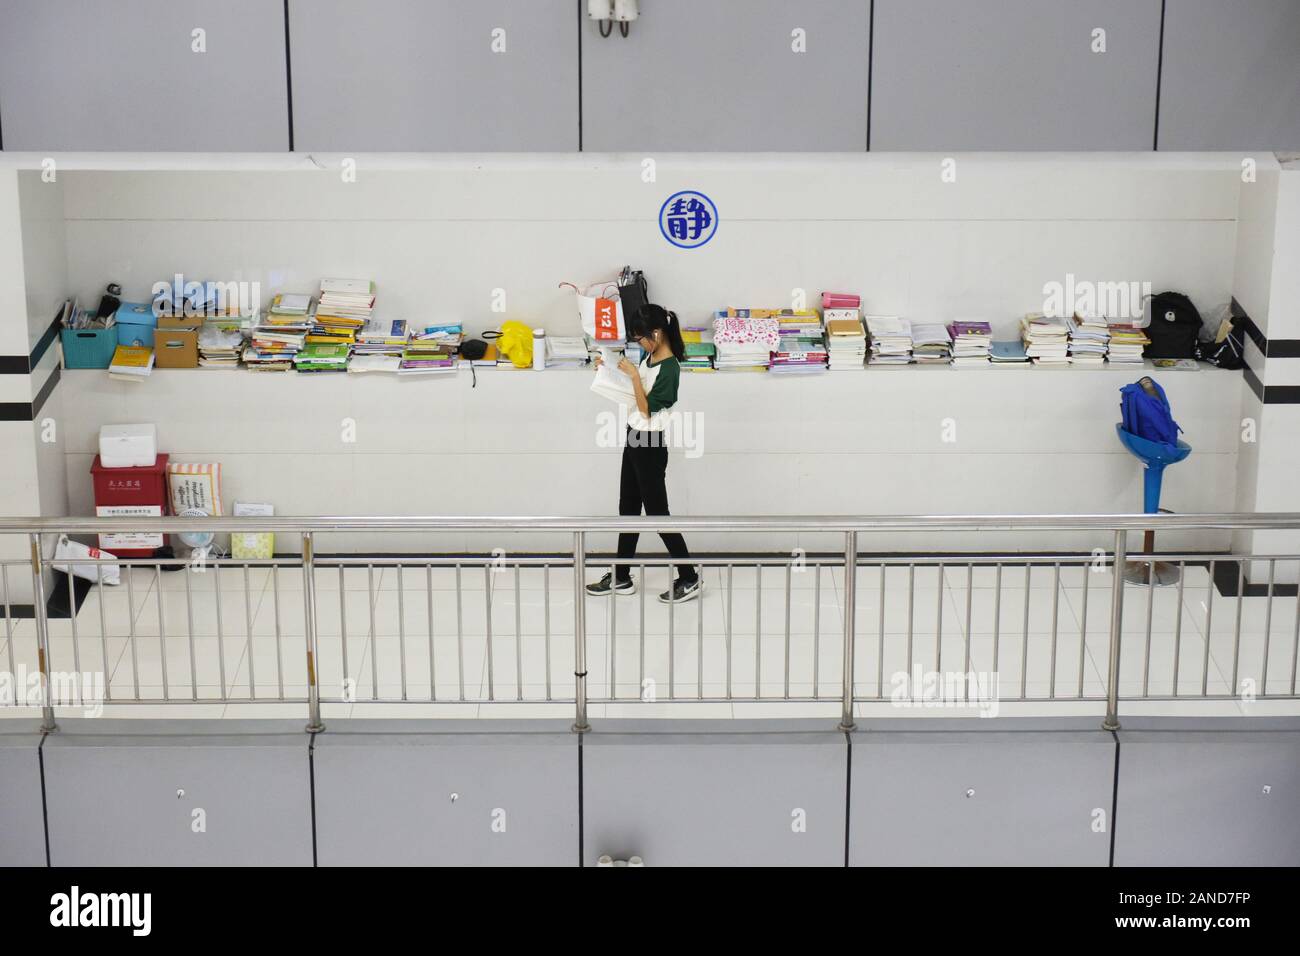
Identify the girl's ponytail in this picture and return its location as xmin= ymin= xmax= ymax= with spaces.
xmin=664 ymin=309 xmax=686 ymax=362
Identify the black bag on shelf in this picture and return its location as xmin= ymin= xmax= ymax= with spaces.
xmin=1143 ymin=291 xmax=1202 ymax=359
xmin=617 ymin=266 xmax=649 ymax=339
xmin=1197 ymin=313 xmax=1246 ymax=370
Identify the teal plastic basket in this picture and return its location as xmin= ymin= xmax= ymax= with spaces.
xmin=61 ymin=327 xmax=119 ymax=369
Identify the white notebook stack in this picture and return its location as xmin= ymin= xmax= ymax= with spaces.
xmin=1021 ymin=313 xmax=1070 ymax=366
xmin=865 ymin=315 xmax=913 ymax=366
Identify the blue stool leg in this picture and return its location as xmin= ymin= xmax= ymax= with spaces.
xmin=1142 ymin=462 xmax=1166 ymax=515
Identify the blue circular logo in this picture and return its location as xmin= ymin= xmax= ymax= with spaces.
xmin=659 ymin=190 xmax=718 ymax=249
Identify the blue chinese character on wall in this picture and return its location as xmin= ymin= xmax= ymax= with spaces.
xmin=659 ymin=190 xmax=718 ymax=249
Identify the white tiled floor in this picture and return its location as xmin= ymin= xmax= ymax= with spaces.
xmin=3 ymin=560 xmax=1297 ymax=720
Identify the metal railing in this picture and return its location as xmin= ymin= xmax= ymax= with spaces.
xmin=2 ymin=512 xmax=1299 ymax=734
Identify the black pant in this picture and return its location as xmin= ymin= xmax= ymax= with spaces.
xmin=616 ymin=429 xmax=696 ymax=584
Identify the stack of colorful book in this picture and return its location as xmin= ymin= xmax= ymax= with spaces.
xmin=109 ymin=344 xmax=154 ymax=383
xmin=866 ymin=315 xmax=913 ymax=366
xmin=771 ymin=309 xmax=826 ymax=373
xmin=712 ymin=310 xmax=780 ymax=371
xmin=679 ymin=327 xmax=716 ymax=371
xmin=824 ymin=309 xmax=867 ymax=371
xmin=948 ymin=320 xmax=993 ymax=368
xmin=398 ymin=339 xmax=456 ymax=376
xmin=910 ymin=322 xmax=953 ymax=365
xmin=311 ymin=279 xmax=373 ymax=348
xmin=354 ymin=318 xmax=410 ymax=356
xmin=197 ymin=327 xmax=244 ymax=368
xmin=293 ymin=343 xmax=350 ymax=373
xmin=1020 ymin=313 xmax=1070 ymax=366
xmin=1065 ymin=313 xmax=1110 ymax=367
xmin=1105 ymin=320 xmax=1151 ymax=365
xmin=990 ymin=340 xmax=1031 ymax=367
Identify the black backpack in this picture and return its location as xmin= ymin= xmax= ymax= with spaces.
xmin=1143 ymin=292 xmax=1201 ymax=359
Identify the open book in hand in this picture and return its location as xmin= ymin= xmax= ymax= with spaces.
xmin=590 ymin=359 xmax=637 ymax=406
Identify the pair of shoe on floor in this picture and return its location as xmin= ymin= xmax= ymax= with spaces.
xmin=586 ymin=573 xmax=702 ymax=604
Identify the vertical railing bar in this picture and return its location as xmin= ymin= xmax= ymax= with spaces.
xmin=1232 ymin=561 xmax=1245 ymax=694
xmin=397 ymin=562 xmax=408 ymax=702
xmin=301 ymin=532 xmax=323 ymax=733
xmin=1077 ymin=558 xmax=1090 ymax=699
xmin=484 ymin=564 xmax=494 ymax=703
xmin=812 ymin=561 xmax=821 ymax=700
xmin=455 ymin=563 xmax=465 ymax=702
xmin=514 ymin=563 xmax=522 ymax=702
xmin=165 ymin=563 xmax=177 ymax=700
xmin=272 ymin=564 xmax=284 ymax=701
xmin=1261 ymin=559 xmax=1276 ymax=695
xmin=28 ymin=534 xmax=56 ymax=731
xmin=243 ymin=563 xmax=255 ymax=700
xmin=3 ymin=565 xmax=18 ymax=695
xmin=543 ymin=563 xmax=551 ymax=702
xmin=608 ymin=561 xmax=616 ymax=700
xmin=669 ymin=561 xmax=677 ymax=701
xmin=367 ymin=563 xmax=378 ymax=701
xmin=638 ymin=562 xmax=646 ymax=698
xmin=1201 ymin=560 xmax=1214 ymax=697
xmin=963 ymin=563 xmax=973 ymax=702
xmin=905 ymin=563 xmax=915 ymax=694
xmin=184 ymin=565 xmax=196 ymax=701
xmin=66 ymin=570 xmax=81 ymax=695
xmin=992 ymin=563 xmax=1002 ymax=687
xmin=338 ymin=565 xmax=349 ymax=700
xmin=1020 ymin=565 xmax=1030 ymax=700
xmin=1171 ymin=562 xmax=1185 ymax=696
xmin=697 ymin=562 xmax=705 ymax=702
xmin=839 ymin=531 xmax=857 ymax=732
xmin=876 ymin=564 xmax=886 ymax=700
xmin=126 ymin=564 xmax=140 ymax=697
xmin=1102 ymin=530 xmax=1127 ymax=731
xmin=155 ymin=564 xmax=168 ymax=701
xmin=783 ymin=562 xmax=792 ymax=700
xmin=725 ymin=563 xmax=733 ymax=700
xmin=572 ymin=532 xmax=590 ymax=732
xmin=753 ymin=565 xmax=761 ymax=700
xmin=1142 ymin=559 xmax=1155 ymax=698
xmin=934 ymin=562 xmax=944 ymax=678
xmin=1049 ymin=562 xmax=1060 ymax=699
xmin=1290 ymin=557 xmax=1299 ymax=696
xmin=426 ymin=564 xmax=436 ymax=703
xmin=95 ymin=565 xmax=110 ymax=702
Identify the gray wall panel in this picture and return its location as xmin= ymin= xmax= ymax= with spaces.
xmin=850 ymin=724 xmax=1115 ymax=865
xmin=1115 ymin=724 xmax=1300 ymax=866
xmin=313 ymin=721 xmax=577 ymax=866
xmin=583 ymin=720 xmax=847 ymax=866
xmin=1158 ymin=0 xmax=1300 ymax=150
xmin=43 ymin=720 xmax=312 ymax=866
xmin=581 ymin=0 xmax=870 ymax=151
xmin=0 ymin=725 xmax=47 ymax=866
xmin=871 ymin=0 xmax=1162 ymax=150
xmin=0 ymin=0 xmax=289 ymax=151
xmin=290 ymin=0 xmax=578 ymax=151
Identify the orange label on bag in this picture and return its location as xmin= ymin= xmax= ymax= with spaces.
xmin=594 ymin=297 xmax=619 ymax=340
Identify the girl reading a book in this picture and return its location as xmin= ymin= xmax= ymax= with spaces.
xmin=586 ymin=304 xmax=702 ymax=604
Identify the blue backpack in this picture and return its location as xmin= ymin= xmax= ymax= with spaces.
xmin=1120 ymin=378 xmax=1182 ymax=446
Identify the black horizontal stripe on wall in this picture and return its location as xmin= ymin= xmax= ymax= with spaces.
xmin=1233 ymin=297 xmax=1300 ymax=359
xmin=0 ymin=365 xmax=60 ymax=421
xmin=0 ymin=310 xmax=63 ymax=375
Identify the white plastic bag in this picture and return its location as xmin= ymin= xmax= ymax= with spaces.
xmin=564 ymin=280 xmax=626 ymax=343
xmin=52 ymin=535 xmax=121 ymax=586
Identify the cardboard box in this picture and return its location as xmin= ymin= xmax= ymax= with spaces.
xmin=153 ymin=316 xmax=200 ymax=368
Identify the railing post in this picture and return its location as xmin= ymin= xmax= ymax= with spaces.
xmin=29 ymin=533 xmax=56 ymax=733
xmin=1102 ymin=529 xmax=1127 ymax=732
xmin=838 ymin=530 xmax=857 ymax=733
xmin=302 ymin=532 xmax=324 ymax=734
xmin=572 ymin=531 xmax=590 ymax=733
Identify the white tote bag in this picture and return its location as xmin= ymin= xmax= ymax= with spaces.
xmin=52 ymin=535 xmax=121 ymax=586
xmin=563 ymin=280 xmax=626 ymax=343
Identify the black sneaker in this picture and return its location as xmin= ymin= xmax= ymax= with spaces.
xmin=658 ymin=577 xmax=702 ymax=604
xmin=586 ymin=573 xmax=635 ymax=596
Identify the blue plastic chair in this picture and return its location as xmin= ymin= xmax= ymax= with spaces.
xmin=1116 ymin=424 xmax=1191 ymax=585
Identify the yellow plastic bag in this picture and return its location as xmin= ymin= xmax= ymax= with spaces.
xmin=497 ymin=320 xmax=534 ymax=368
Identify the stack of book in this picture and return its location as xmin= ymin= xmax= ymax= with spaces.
xmin=197 ymin=327 xmax=244 ymax=368
xmin=910 ymin=322 xmax=953 ymax=365
xmin=312 ymin=279 xmax=374 ymax=349
xmin=1105 ymin=321 xmax=1151 ymax=365
xmin=354 ymin=318 xmax=410 ymax=356
xmin=417 ymin=322 xmax=464 ymax=356
xmin=293 ymin=343 xmax=350 ymax=373
xmin=1020 ymin=313 xmax=1071 ymax=366
xmin=771 ymin=309 xmax=826 ymax=374
xmin=866 ymin=315 xmax=913 ymax=365
xmin=545 ymin=335 xmax=591 ymax=369
xmin=824 ymin=309 xmax=867 ymax=371
xmin=1065 ymin=313 xmax=1110 ymax=367
xmin=679 ymin=327 xmax=716 ymax=372
xmin=990 ymin=340 xmax=1031 ymax=367
xmin=245 ymin=327 xmax=306 ymax=370
xmin=948 ymin=320 xmax=994 ymax=368
xmin=109 ymin=344 xmax=154 ymax=383
xmin=712 ymin=310 xmax=780 ymax=371
xmin=398 ymin=339 xmax=456 ymax=376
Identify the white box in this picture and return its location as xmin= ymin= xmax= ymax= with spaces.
xmin=99 ymin=423 xmax=157 ymax=468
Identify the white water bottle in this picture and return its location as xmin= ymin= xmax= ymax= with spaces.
xmin=533 ymin=328 xmax=546 ymax=370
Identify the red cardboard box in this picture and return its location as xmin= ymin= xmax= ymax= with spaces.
xmin=90 ymin=453 xmax=170 ymax=557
